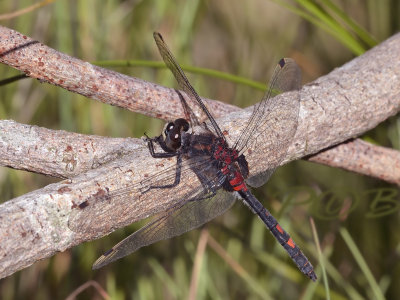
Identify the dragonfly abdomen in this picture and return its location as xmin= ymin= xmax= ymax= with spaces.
xmin=239 ymin=190 xmax=317 ymax=281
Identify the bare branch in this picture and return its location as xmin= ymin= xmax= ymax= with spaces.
xmin=0 ymin=120 xmax=140 ymax=178
xmin=307 ymin=139 xmax=400 ymax=184
xmin=0 ymin=25 xmax=398 ymax=182
xmin=0 ymin=25 xmax=236 ymax=121
xmin=0 ymin=144 xmax=203 ymax=279
xmin=0 ymin=26 xmax=399 ymax=279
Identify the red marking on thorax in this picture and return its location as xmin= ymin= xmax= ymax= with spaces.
xmin=221 ymin=165 xmax=229 ymax=175
xmin=215 ymin=146 xmax=222 ymax=155
xmin=214 ymin=147 xmax=230 ymax=164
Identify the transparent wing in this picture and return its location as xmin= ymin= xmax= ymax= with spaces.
xmin=234 ymin=58 xmax=301 ymax=153
xmin=72 ymin=151 xmax=211 ymax=209
xmin=153 ymin=32 xmax=225 ymax=139
xmin=92 ymin=189 xmax=236 ymax=269
xmin=236 ymin=58 xmax=301 ymax=187
xmin=246 ymin=169 xmax=275 ymax=188
xmin=175 ymin=89 xmax=201 ymax=129
xmin=68 ymin=149 xmax=221 ymax=237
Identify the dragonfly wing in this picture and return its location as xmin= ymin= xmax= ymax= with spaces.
xmin=92 ymin=189 xmax=236 ymax=269
xmin=246 ymin=169 xmax=275 ymax=188
xmin=235 ymin=58 xmax=301 ymax=186
xmin=175 ymin=89 xmax=202 ymax=129
xmin=153 ymin=32 xmax=225 ymax=139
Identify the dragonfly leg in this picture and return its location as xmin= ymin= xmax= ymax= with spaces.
xmin=145 ymin=134 xmax=178 ymax=158
xmin=148 ymin=153 xmax=184 ymax=190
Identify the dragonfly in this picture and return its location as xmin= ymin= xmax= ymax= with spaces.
xmin=91 ymin=32 xmax=317 ymax=281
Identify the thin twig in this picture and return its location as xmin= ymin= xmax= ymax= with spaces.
xmin=65 ymin=280 xmax=110 ymax=300
xmin=0 ymin=0 xmax=55 ymax=21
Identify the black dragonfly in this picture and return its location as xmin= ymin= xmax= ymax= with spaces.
xmin=92 ymin=32 xmax=317 ymax=281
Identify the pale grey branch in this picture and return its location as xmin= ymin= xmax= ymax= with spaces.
xmin=0 ymin=27 xmax=399 ymax=279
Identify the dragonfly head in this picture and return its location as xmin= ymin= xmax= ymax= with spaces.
xmin=163 ymin=118 xmax=190 ymax=151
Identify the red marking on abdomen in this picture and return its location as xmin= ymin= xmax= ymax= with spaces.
xmin=276 ymin=224 xmax=284 ymax=234
xmin=232 ymin=182 xmax=247 ymax=191
xmin=287 ymin=238 xmax=295 ymax=248
xmin=230 ymin=176 xmax=241 ymax=186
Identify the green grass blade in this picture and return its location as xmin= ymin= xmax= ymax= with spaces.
xmin=270 ymin=0 xmax=366 ymax=55
xmin=148 ymin=258 xmax=181 ymax=299
xmin=304 ymin=241 xmax=364 ymax=300
xmin=295 ymin=0 xmax=366 ymax=55
xmin=208 ymin=236 xmax=273 ymax=300
xmin=340 ymin=227 xmax=385 ymax=300
xmin=94 ymin=60 xmax=267 ymax=91
xmin=321 ymin=0 xmax=378 ymax=47
xmin=310 ymin=217 xmax=330 ymax=300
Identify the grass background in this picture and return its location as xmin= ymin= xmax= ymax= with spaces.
xmin=0 ymin=0 xmax=399 ymax=299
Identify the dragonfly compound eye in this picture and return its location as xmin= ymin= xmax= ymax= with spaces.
xmin=174 ymin=118 xmax=190 ymax=132
xmin=164 ymin=122 xmax=175 ymax=135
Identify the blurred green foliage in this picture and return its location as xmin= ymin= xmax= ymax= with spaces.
xmin=0 ymin=0 xmax=399 ymax=299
